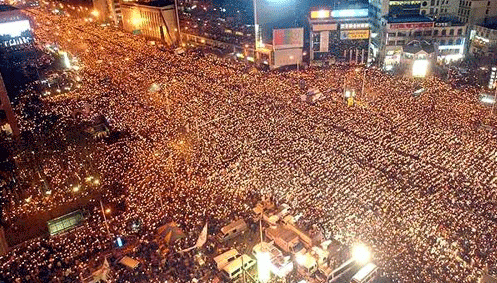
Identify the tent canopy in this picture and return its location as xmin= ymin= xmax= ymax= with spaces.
xmin=119 ymin=256 xmax=140 ymax=269
xmin=156 ymin=222 xmax=186 ymax=245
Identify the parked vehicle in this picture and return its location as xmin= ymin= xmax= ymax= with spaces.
xmin=214 ymin=249 xmax=241 ymax=270
xmin=221 ymin=254 xmax=256 ymax=280
xmin=252 ymin=242 xmax=293 ymax=278
xmin=217 ymin=219 xmax=248 ymax=242
xmin=265 ymin=226 xmax=305 ymax=255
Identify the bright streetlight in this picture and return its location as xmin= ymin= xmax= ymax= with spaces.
xmin=90 ymin=10 xmax=99 ymax=17
xmin=256 ymin=251 xmax=271 ymax=282
xmin=352 ymin=243 xmax=371 ymax=264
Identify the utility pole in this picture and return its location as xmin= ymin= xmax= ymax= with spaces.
xmin=361 ymin=67 xmax=367 ymax=96
xmin=100 ymin=199 xmax=111 ymax=238
xmin=493 ymin=86 xmax=497 ymax=116
xmin=174 ymin=0 xmax=182 ymax=45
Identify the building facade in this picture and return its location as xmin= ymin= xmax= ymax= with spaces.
xmin=380 ymin=16 xmax=467 ymax=67
xmin=93 ymin=0 xmax=122 ymax=24
xmin=308 ymin=6 xmax=370 ymax=64
xmin=420 ymin=0 xmax=458 ymax=18
xmin=0 ymin=71 xmax=19 ymax=137
xmin=121 ymin=0 xmax=179 ymax=45
xmin=470 ymin=22 xmax=497 ymax=58
xmin=457 ymin=0 xmax=497 ymax=25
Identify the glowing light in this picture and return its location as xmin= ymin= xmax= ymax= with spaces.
xmin=412 ymin=60 xmax=429 ymax=78
xmin=59 ymin=51 xmax=71 ymax=68
xmin=105 ymin=208 xmax=111 ymax=214
xmin=310 ymin=9 xmax=330 ymax=19
xmin=352 ymin=243 xmax=371 ymax=264
xmin=256 ymin=252 xmax=271 ymax=282
xmin=0 ymin=20 xmax=31 ymax=37
xmin=480 ymin=95 xmax=496 ymax=104
xmin=90 ymin=10 xmax=99 ymax=17
xmin=73 ymin=185 xmax=80 ymax=192
xmin=331 ymin=9 xmax=368 ymax=18
xmin=295 ymin=253 xmax=306 ymax=265
xmin=116 ymin=237 xmax=123 ymax=247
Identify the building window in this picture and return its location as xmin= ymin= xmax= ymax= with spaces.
xmin=431 ymin=0 xmax=435 ymax=5
xmin=424 ymin=30 xmax=432 ymax=36
xmin=397 ymin=40 xmax=405 ymax=45
xmin=440 ymin=39 xmax=446 ymax=45
xmin=388 ymin=32 xmax=396 ymax=37
xmin=456 ymin=38 xmax=462 ymax=44
xmin=430 ymin=7 xmax=434 ymax=13
xmin=422 ymin=10 xmax=426 ymax=15
xmin=387 ymin=40 xmax=396 ymax=46
xmin=448 ymin=39 xmax=454 ymax=44
xmin=457 ymin=28 xmax=463 ymax=35
xmin=434 ymin=29 xmax=439 ymax=36
xmin=422 ymin=1 xmax=428 ymax=6
xmin=414 ymin=31 xmax=422 ymax=36
xmin=397 ymin=32 xmax=407 ymax=37
xmin=441 ymin=29 xmax=446 ymax=36
xmin=449 ymin=29 xmax=454 ymax=35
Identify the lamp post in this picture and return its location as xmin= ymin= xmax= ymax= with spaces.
xmin=174 ymin=0 xmax=182 ymax=45
xmin=100 ymin=199 xmax=112 ymax=238
xmin=361 ymin=67 xmax=367 ymax=96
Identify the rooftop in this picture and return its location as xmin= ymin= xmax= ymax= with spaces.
xmin=0 ymin=5 xmax=17 ymax=12
xmin=403 ymin=40 xmax=435 ymax=54
xmin=310 ymin=1 xmax=369 ymax=10
xmin=481 ymin=21 xmax=497 ymax=30
xmin=136 ymin=0 xmax=174 ymax=7
xmin=435 ymin=16 xmax=465 ymax=26
xmin=386 ymin=15 xmax=433 ymax=23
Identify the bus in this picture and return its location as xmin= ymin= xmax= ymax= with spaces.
xmin=350 ymin=263 xmax=378 ymax=283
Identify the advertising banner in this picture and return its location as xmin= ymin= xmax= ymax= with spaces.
xmin=320 ymin=31 xmax=329 ymax=53
xmin=340 ymin=29 xmax=370 ymax=40
xmin=273 ymin=28 xmax=304 ymax=50
xmin=0 ymin=20 xmax=33 ymax=48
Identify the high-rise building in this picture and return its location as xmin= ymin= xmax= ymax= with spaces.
xmin=308 ymin=3 xmax=370 ymax=64
xmin=121 ymin=0 xmax=179 ymax=45
xmin=93 ymin=0 xmax=122 ymax=24
xmin=420 ymin=0 xmax=458 ymax=18
xmin=457 ymin=0 xmax=497 ymax=25
xmin=0 ymin=71 xmax=19 ymax=137
xmin=369 ymin=0 xmax=468 ymax=67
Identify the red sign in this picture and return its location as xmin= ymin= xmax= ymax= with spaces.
xmin=390 ymin=22 xmax=434 ymax=30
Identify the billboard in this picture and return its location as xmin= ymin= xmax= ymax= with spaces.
xmin=0 ymin=20 xmax=33 ymax=48
xmin=255 ymin=0 xmax=298 ymax=45
xmin=340 ymin=29 xmax=370 ymax=40
xmin=310 ymin=10 xmax=330 ymax=19
xmin=273 ymin=48 xmax=302 ymax=67
xmin=273 ymin=28 xmax=304 ymax=50
xmin=47 ymin=210 xmax=84 ymax=236
xmin=331 ymin=9 xmax=368 ymax=18
xmin=389 ymin=22 xmax=434 ymax=30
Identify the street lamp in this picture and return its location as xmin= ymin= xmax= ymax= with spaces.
xmin=352 ymin=243 xmax=371 ymax=265
xmin=90 ymin=9 xmax=99 ymax=18
xmin=256 ymin=251 xmax=271 ymax=282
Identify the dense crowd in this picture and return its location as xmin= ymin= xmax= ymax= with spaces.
xmin=1 ymin=7 xmax=497 ymax=283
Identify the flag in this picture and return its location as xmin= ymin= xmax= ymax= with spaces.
xmin=164 ymin=231 xmax=172 ymax=245
xmin=92 ymin=257 xmax=111 ymax=282
xmin=179 ymin=222 xmax=208 ymax=253
xmin=195 ymin=222 xmax=208 ymax=248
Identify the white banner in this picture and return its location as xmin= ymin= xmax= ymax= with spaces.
xmin=320 ymin=31 xmax=329 ymax=53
